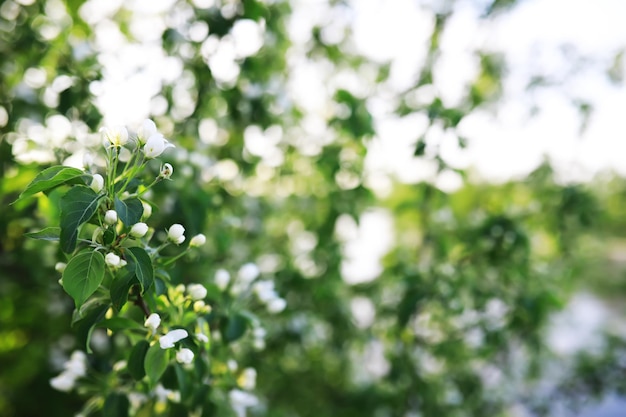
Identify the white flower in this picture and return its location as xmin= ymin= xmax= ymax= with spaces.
xmin=144 ymin=313 xmax=161 ymax=333
xmin=196 ymin=332 xmax=209 ymax=343
xmin=104 ymin=210 xmax=118 ymax=225
xmin=101 ymin=126 xmax=128 ymax=147
xmin=215 ymin=269 xmax=231 ymax=291
xmin=267 ymin=297 xmax=287 ymax=314
xmin=229 ymin=389 xmax=259 ymax=417
xmin=64 ymin=350 xmax=87 ymax=377
xmin=160 ymin=163 xmax=173 ymax=179
xmin=83 ymin=152 xmax=94 ymax=169
xmin=159 ymin=329 xmax=188 ymax=349
xmin=167 ymin=224 xmax=185 ymax=244
xmin=105 ymin=253 xmax=121 ymax=267
xmin=154 ymin=384 xmax=180 ymax=404
xmin=142 ymin=201 xmax=152 ymax=219
xmin=189 ymin=234 xmax=206 ymax=247
xmin=187 ymin=283 xmax=207 ymax=300
xmin=253 ymin=280 xmax=277 ymax=303
xmin=130 ymin=222 xmax=149 ymax=238
xmin=176 ymin=348 xmax=194 ymax=364
xmin=144 ymin=133 xmax=174 ymax=158
xmin=90 ymin=174 xmax=104 ymax=193
xmin=55 ymin=262 xmax=67 ymax=273
xmin=238 ymin=263 xmax=260 ymax=284
xmin=50 ymin=372 xmax=76 ymax=392
xmin=238 ymin=367 xmax=257 ymax=390
xmin=137 ymin=119 xmax=157 ymax=145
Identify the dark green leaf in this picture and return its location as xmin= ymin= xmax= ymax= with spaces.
xmin=114 ymin=197 xmax=143 ymax=226
xmin=110 ymin=272 xmax=137 ymax=311
xmin=103 ymin=227 xmax=116 ymax=245
xmin=24 ymin=227 xmax=61 ymax=241
xmin=74 ymin=304 xmax=108 ymax=353
xmin=60 ymin=186 xmax=102 ymax=253
xmin=145 ymin=343 xmax=169 ymax=386
xmin=103 ymin=393 xmax=129 ymax=417
xmin=222 ymin=313 xmax=248 ymax=343
xmin=13 ymin=166 xmax=85 ymax=204
xmin=98 ymin=317 xmax=145 ymax=332
xmin=126 ymin=247 xmax=154 ymax=292
xmin=62 ymin=251 xmax=105 ymax=308
xmin=128 ymin=340 xmax=150 ymax=380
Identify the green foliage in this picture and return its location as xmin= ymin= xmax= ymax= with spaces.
xmin=62 ymin=251 xmax=105 ymax=308
xmin=59 ymin=186 xmax=102 ymax=253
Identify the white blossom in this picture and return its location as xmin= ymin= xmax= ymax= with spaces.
xmin=267 ymin=297 xmax=287 ymax=314
xmin=176 ymin=348 xmax=194 ymax=364
xmin=64 ymin=350 xmax=87 ymax=377
xmin=238 ymin=263 xmax=260 ymax=284
xmin=229 ymin=389 xmax=259 ymax=417
xmin=137 ymin=119 xmax=157 ymax=145
xmin=189 ymin=234 xmax=206 ymax=247
xmin=238 ymin=367 xmax=257 ymax=390
xmin=142 ymin=201 xmax=152 ymax=219
xmin=90 ymin=174 xmax=104 ymax=193
xmin=50 ymin=372 xmax=76 ymax=392
xmin=144 ymin=313 xmax=161 ymax=333
xmin=160 ymin=163 xmax=173 ymax=179
xmin=167 ymin=224 xmax=185 ymax=244
xmin=215 ymin=269 xmax=231 ymax=291
xmin=143 ymin=133 xmax=174 ymax=158
xmin=196 ymin=332 xmax=209 ymax=343
xmin=130 ymin=222 xmax=149 ymax=238
xmin=187 ymin=283 xmax=207 ymax=301
xmin=105 ymin=252 xmax=122 ymax=267
xmin=101 ymin=126 xmax=128 ymax=147
xmin=159 ymin=329 xmax=188 ymax=349
xmin=104 ymin=210 xmax=118 ymax=225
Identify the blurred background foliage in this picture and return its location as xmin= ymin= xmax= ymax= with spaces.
xmin=1 ymin=0 xmax=626 ymax=416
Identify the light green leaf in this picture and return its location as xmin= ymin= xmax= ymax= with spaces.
xmin=60 ymin=186 xmax=102 ymax=253
xmin=144 ymin=343 xmax=169 ymax=386
xmin=126 ymin=247 xmax=154 ymax=292
xmin=62 ymin=251 xmax=105 ymax=308
xmin=13 ymin=165 xmax=85 ymax=204
xmin=24 ymin=227 xmax=61 ymax=241
xmin=114 ymin=197 xmax=143 ymax=226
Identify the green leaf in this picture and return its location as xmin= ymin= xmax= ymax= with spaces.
xmin=60 ymin=186 xmax=102 ymax=253
xmin=128 ymin=340 xmax=150 ymax=380
xmin=110 ymin=272 xmax=137 ymax=312
xmin=145 ymin=343 xmax=169 ymax=386
xmin=114 ymin=197 xmax=143 ymax=226
xmin=222 ymin=313 xmax=249 ymax=343
xmin=103 ymin=392 xmax=129 ymax=417
xmin=98 ymin=317 xmax=145 ymax=332
xmin=62 ymin=251 xmax=105 ymax=308
xmin=126 ymin=247 xmax=154 ymax=292
xmin=74 ymin=304 xmax=108 ymax=353
xmin=24 ymin=227 xmax=61 ymax=241
xmin=103 ymin=227 xmax=116 ymax=245
xmin=13 ymin=165 xmax=85 ymax=204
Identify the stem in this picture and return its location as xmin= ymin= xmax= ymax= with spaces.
xmin=133 ymin=286 xmax=151 ymax=317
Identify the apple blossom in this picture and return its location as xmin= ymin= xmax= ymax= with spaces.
xmin=144 ymin=133 xmax=174 ymax=158
xmin=136 ymin=119 xmax=157 ymax=145
xmin=130 ymin=222 xmax=149 ymax=238
xmin=167 ymin=224 xmax=185 ymax=244
xmin=189 ymin=233 xmax=206 ymax=247
xmin=144 ymin=313 xmax=161 ymax=333
xmin=104 ymin=210 xmax=118 ymax=225
xmin=90 ymin=174 xmax=104 ymax=193
xmin=187 ymin=283 xmax=207 ymax=300
xmin=105 ymin=252 xmax=122 ymax=267
xmin=176 ymin=348 xmax=194 ymax=364
xmin=101 ymin=126 xmax=128 ymax=147
xmin=159 ymin=329 xmax=188 ymax=349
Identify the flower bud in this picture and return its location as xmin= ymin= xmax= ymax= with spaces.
xmin=193 ymin=300 xmax=211 ymax=313
xmin=187 ymin=283 xmax=208 ymax=300
xmin=267 ymin=297 xmax=287 ymax=314
xmin=130 ymin=222 xmax=149 ymax=238
xmin=176 ymin=348 xmax=194 ymax=364
xmin=160 ymin=163 xmax=173 ymax=180
xmin=104 ymin=210 xmax=118 ymax=225
xmin=144 ymin=313 xmax=161 ymax=333
xmin=215 ymin=269 xmax=231 ymax=291
xmin=195 ymin=332 xmax=209 ymax=343
xmin=189 ymin=234 xmax=206 ymax=247
xmin=55 ymin=262 xmax=67 ymax=273
xmin=90 ymin=174 xmax=104 ymax=193
xmin=105 ymin=252 xmax=121 ymax=267
xmin=142 ymin=201 xmax=152 ymax=219
xmin=167 ymin=224 xmax=185 ymax=244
